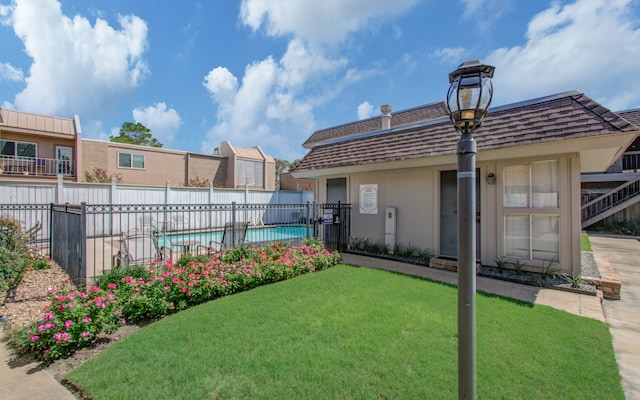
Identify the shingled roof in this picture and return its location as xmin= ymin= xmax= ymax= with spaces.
xmin=294 ymin=91 xmax=639 ymax=173
xmin=302 ymin=101 xmax=448 ymax=148
xmin=618 ymin=108 xmax=640 ymax=126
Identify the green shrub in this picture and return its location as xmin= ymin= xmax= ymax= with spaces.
xmin=9 ymin=241 xmax=341 ymax=361
xmin=513 ymin=260 xmax=526 ymax=275
xmin=0 ymin=216 xmax=28 ymax=253
xmin=495 ymin=258 xmax=508 ymax=274
xmin=8 ymin=285 xmax=124 ymax=362
xmin=0 ymin=246 xmax=25 ymax=292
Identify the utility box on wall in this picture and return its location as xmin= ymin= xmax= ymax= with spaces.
xmin=384 ymin=206 xmax=396 ymax=254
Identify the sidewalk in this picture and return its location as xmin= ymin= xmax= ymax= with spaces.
xmin=589 ymin=234 xmax=640 ymax=400
xmin=0 ymin=339 xmax=75 ymax=400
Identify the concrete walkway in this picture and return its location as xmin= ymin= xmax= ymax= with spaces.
xmin=589 ymin=234 xmax=640 ymax=400
xmin=0 ymin=340 xmax=75 ymax=400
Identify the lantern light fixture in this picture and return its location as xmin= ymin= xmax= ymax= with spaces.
xmin=446 ymin=60 xmax=495 ymax=135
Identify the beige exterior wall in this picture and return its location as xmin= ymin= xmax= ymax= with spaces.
xmin=186 ymin=153 xmax=227 ymax=187
xmin=315 ymin=152 xmax=582 ymax=275
xmin=82 ymin=140 xmax=187 ymax=185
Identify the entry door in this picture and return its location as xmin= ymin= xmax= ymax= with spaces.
xmin=439 ymin=170 xmax=480 ymax=258
xmin=327 ymin=178 xmax=347 ymax=203
xmin=56 ymin=146 xmax=73 ymax=176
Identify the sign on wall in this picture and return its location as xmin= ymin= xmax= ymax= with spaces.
xmin=359 ymin=184 xmax=378 ymax=214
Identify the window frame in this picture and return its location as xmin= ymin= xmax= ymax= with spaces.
xmin=0 ymin=139 xmax=37 ymax=159
xmin=236 ymin=159 xmax=264 ymax=187
xmin=502 ymin=159 xmax=561 ymax=263
xmin=117 ymin=152 xmax=146 ymax=170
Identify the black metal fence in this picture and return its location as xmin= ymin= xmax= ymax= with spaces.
xmin=0 ymin=202 xmax=351 ymax=288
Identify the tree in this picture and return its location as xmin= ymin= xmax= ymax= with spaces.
xmin=110 ymin=122 xmax=163 ymax=148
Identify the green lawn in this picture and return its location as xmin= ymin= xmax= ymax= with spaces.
xmin=67 ymin=265 xmax=623 ymax=400
xmin=582 ymin=233 xmax=593 ymax=252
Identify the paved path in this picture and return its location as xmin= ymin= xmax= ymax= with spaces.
xmin=0 ymin=340 xmax=75 ymax=400
xmin=589 ymin=234 xmax=640 ymax=400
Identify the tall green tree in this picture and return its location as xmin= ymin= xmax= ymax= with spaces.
xmin=110 ymin=122 xmax=163 ymax=148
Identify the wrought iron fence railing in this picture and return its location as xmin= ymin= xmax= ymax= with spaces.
xmin=1 ymin=202 xmax=351 ymax=288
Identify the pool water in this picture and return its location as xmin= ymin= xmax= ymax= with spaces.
xmin=158 ymin=225 xmax=309 ymax=248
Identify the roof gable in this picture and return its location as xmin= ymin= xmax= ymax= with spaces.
xmin=0 ymin=108 xmax=76 ymax=136
xmin=294 ymin=91 xmax=638 ymax=173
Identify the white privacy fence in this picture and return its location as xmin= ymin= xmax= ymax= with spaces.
xmin=0 ymin=177 xmax=313 ymax=205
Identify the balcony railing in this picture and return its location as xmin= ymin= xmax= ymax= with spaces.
xmin=0 ymin=155 xmax=75 ymax=178
xmin=622 ymin=151 xmax=640 ymax=172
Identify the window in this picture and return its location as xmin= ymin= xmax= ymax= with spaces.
xmin=236 ymin=159 xmax=264 ymax=187
xmin=504 ymin=160 xmax=558 ymax=208
xmin=1 ymin=140 xmax=37 ymax=158
xmin=503 ymin=160 xmax=559 ymax=262
xmin=118 ymin=152 xmax=145 ymax=169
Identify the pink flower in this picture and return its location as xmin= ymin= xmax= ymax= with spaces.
xmin=81 ymin=332 xmax=90 ymax=338
xmin=80 ymin=292 xmax=88 ymax=298
xmin=89 ymin=285 xmax=100 ymax=292
xmin=64 ymin=320 xmax=73 ymax=329
xmin=44 ymin=312 xmax=54 ymax=320
xmin=120 ymin=318 xmax=126 ymax=325
xmin=115 ymin=309 xmax=121 ymax=315
xmin=82 ymin=317 xmax=92 ymax=323
xmin=164 ymin=286 xmax=170 ymax=291
xmin=108 ymin=283 xmax=117 ymax=289
xmin=31 ymin=335 xmax=39 ymax=342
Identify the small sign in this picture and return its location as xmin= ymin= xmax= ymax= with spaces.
xmin=322 ymin=211 xmax=333 ymax=224
xmin=359 ymin=184 xmax=378 ymax=214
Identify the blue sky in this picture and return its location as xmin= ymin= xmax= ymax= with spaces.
xmin=1 ymin=0 xmax=639 ymax=161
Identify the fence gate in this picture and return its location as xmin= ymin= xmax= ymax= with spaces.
xmin=51 ymin=203 xmax=86 ymax=288
xmin=315 ymin=202 xmax=351 ymax=252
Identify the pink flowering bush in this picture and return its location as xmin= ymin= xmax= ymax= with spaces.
xmin=9 ymin=240 xmax=340 ymax=361
xmin=9 ymin=285 xmax=124 ymax=361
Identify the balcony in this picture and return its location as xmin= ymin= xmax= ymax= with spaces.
xmin=0 ymin=155 xmax=75 ymax=178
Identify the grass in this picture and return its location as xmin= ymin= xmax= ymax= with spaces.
xmin=581 ymin=233 xmax=593 ymax=252
xmin=67 ymin=265 xmax=623 ymax=400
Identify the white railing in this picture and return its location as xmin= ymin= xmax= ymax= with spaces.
xmin=0 ymin=155 xmax=74 ymax=177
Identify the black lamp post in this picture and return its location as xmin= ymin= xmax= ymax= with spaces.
xmin=445 ymin=60 xmax=495 ymax=400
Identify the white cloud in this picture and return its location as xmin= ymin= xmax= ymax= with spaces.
xmin=240 ymin=0 xmax=422 ymax=47
xmin=432 ymin=47 xmax=466 ymax=64
xmin=4 ymin=0 xmax=148 ymax=116
xmin=357 ymin=101 xmax=374 ymax=120
xmin=132 ymin=103 xmax=182 ymax=146
xmin=0 ymin=62 xmax=23 ymax=82
xmin=2 ymin=101 xmax=15 ymax=109
xmin=460 ymin=0 xmax=512 ymax=33
xmin=202 ymin=1 xmax=425 ymax=159
xmin=486 ymin=0 xmax=640 ymax=110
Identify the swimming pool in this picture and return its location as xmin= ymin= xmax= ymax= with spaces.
xmin=158 ymin=225 xmax=309 ymax=248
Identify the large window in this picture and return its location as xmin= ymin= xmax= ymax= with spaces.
xmin=118 ymin=152 xmax=145 ymax=169
xmin=236 ymin=159 xmax=264 ymax=187
xmin=0 ymin=140 xmax=37 ymax=158
xmin=504 ymin=160 xmax=559 ymax=262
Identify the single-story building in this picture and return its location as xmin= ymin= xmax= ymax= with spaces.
xmin=292 ymin=90 xmax=640 ymax=275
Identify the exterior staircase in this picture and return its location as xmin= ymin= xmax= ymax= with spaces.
xmin=582 ymin=175 xmax=640 ymax=228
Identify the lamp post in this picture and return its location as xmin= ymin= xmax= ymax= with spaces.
xmin=445 ymin=60 xmax=495 ymax=400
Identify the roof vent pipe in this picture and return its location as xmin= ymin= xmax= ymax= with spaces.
xmin=381 ymin=104 xmax=392 ymax=129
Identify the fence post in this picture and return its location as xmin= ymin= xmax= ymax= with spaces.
xmin=110 ymin=176 xmax=117 ymax=205
xmin=80 ymin=202 xmax=87 ymax=287
xmin=56 ymin=175 xmax=64 ymax=204
xmin=165 ymin=180 xmax=171 ymax=204
xmin=306 ymin=201 xmax=311 ymax=239
xmin=231 ymin=201 xmax=237 ymax=246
